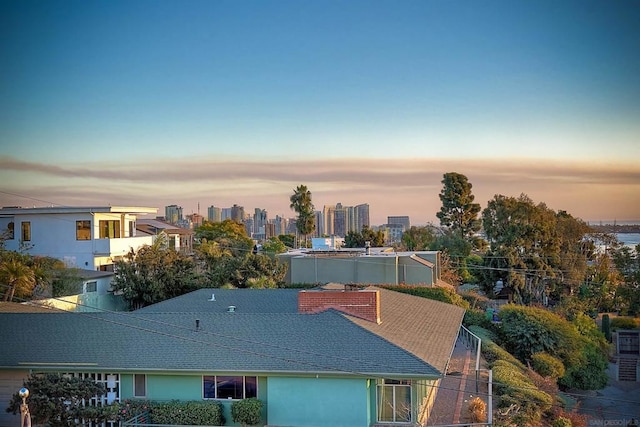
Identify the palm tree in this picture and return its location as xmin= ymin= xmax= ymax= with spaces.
xmin=1 ymin=258 xmax=36 ymax=302
xmin=289 ymin=185 xmax=315 ymax=248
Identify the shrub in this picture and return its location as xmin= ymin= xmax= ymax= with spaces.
xmin=383 ymin=285 xmax=470 ymax=308
xmin=532 ymin=352 xmax=566 ymax=379
xmin=231 ymin=398 xmax=263 ymax=426
xmin=463 ymin=309 xmax=493 ymax=329
xmin=559 ymin=341 xmax=608 ymax=390
xmin=468 ymin=325 xmax=525 ymax=369
xmin=610 ymin=317 xmax=639 ymax=330
xmin=498 ymin=305 xmax=583 ymax=366
xmin=467 ymin=397 xmax=487 ymax=423
xmin=553 ymin=416 xmax=573 ymax=427
xmin=601 ymin=314 xmax=611 ymax=341
xmin=150 ymin=400 xmax=224 ymax=426
xmin=492 ymin=360 xmax=554 ymax=411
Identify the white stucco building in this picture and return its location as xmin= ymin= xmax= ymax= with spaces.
xmin=0 ymin=206 xmax=157 ymax=271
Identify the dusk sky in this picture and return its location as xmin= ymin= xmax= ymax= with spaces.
xmin=1 ymin=0 xmax=639 ymax=225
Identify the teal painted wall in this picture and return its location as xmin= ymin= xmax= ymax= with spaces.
xmin=267 ymin=376 xmax=370 ymax=427
xmin=120 ymin=374 xmax=268 ymax=426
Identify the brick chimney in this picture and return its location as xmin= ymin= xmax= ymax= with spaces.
xmin=298 ymin=288 xmax=381 ymax=324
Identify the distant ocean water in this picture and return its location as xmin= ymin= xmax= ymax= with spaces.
xmin=617 ymin=233 xmax=640 ymax=248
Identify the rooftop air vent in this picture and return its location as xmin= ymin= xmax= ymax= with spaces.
xmin=208 ymin=293 xmax=216 ymax=301
xmin=227 ymin=305 xmax=236 ymax=313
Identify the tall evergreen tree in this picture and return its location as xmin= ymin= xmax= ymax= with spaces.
xmin=436 ymin=172 xmax=481 ymax=241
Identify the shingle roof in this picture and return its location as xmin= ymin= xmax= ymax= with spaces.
xmin=136 ymin=288 xmax=301 ymax=314
xmin=346 ymin=287 xmax=465 ymax=374
xmin=0 ymin=310 xmax=438 ymax=377
xmin=0 ymin=287 xmax=464 ymax=378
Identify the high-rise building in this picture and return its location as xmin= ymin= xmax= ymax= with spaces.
xmin=314 ymin=211 xmax=324 ymax=237
xmin=253 ymin=208 xmax=267 ymax=240
xmin=165 ymin=205 xmax=183 ymax=225
xmin=207 ymin=206 xmax=222 ymax=223
xmin=323 ymin=205 xmax=335 ymax=236
xmin=334 ymin=203 xmax=347 ymax=237
xmin=221 ymin=208 xmax=232 ymax=221
xmin=355 ymin=203 xmax=370 ymax=231
xmin=387 ymin=216 xmax=410 ymax=231
xmin=231 ymin=204 xmax=245 ymax=223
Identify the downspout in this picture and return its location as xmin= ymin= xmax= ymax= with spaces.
xmin=90 ymin=209 xmax=96 ymax=270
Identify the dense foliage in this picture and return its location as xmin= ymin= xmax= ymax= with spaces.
xmin=383 ymin=284 xmax=469 ymax=309
xmin=112 ymin=234 xmax=199 ymax=310
xmin=436 ymin=172 xmax=482 ymax=242
xmin=498 ymin=305 xmax=608 ymax=390
xmin=481 ymin=194 xmax=592 ymax=304
xmin=6 ymin=373 xmax=110 ymax=427
xmin=343 ymin=225 xmax=385 ymax=248
xmin=231 ymin=398 xmax=263 ymax=426
xmin=116 ymin=399 xmax=224 ymax=425
xmin=289 ymin=184 xmax=315 ymax=247
xmin=0 ymin=249 xmax=83 ymax=302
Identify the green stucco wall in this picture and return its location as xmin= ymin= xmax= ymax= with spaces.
xmin=290 ymin=256 xmax=398 ymax=285
xmin=267 ymin=376 xmax=370 ymax=427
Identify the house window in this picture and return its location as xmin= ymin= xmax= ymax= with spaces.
xmin=203 ymin=376 xmax=257 ymax=400
xmin=377 ymin=379 xmax=412 ymax=423
xmin=21 ymin=221 xmax=31 ymax=241
xmin=85 ymin=281 xmax=97 ymax=293
xmin=5 ymin=221 xmax=14 ymax=239
xmin=76 ymin=220 xmax=91 ymax=240
xmin=99 ymin=220 xmax=120 ymax=238
xmin=134 ymin=374 xmax=146 ymax=397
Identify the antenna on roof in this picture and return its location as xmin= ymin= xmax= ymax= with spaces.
xmin=208 ymin=293 xmax=216 ymax=301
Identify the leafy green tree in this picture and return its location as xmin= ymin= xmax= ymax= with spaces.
xmin=436 ymin=172 xmax=481 ymax=242
xmin=277 ymin=234 xmax=295 ymax=249
xmin=344 ymin=226 xmax=385 ymax=248
xmin=261 ymin=237 xmax=287 ymax=255
xmin=289 ymin=185 xmax=315 ymax=247
xmin=112 ymin=243 xmax=199 ymax=310
xmin=195 ymin=220 xmax=253 ymax=256
xmin=481 ymin=194 xmax=590 ymax=304
xmin=399 ymin=225 xmax=437 ymax=251
xmin=611 ymin=244 xmax=640 ymax=315
xmin=7 ymin=373 xmax=110 ymax=427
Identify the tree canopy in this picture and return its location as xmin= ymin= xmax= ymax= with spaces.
xmin=436 ymin=172 xmax=481 ymax=241
xmin=289 ymin=185 xmax=315 ymax=247
xmin=343 ymin=225 xmax=385 ymax=248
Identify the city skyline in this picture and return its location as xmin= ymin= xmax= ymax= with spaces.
xmin=1 ymin=1 xmax=639 ymax=225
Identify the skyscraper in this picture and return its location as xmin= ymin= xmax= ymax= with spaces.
xmin=207 ymin=206 xmax=222 ymax=222
xmin=165 ymin=205 xmax=183 ymax=225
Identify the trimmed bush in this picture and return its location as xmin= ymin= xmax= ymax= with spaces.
xmin=492 ymin=360 xmax=554 ymax=411
xmin=149 ymin=400 xmax=225 ymax=426
xmin=532 ymin=352 xmax=566 ymax=379
xmin=610 ymin=317 xmax=639 ymax=330
xmin=601 ymin=314 xmax=611 ymax=341
xmin=468 ymin=325 xmax=525 ymax=369
xmin=231 ymin=398 xmax=263 ymax=426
